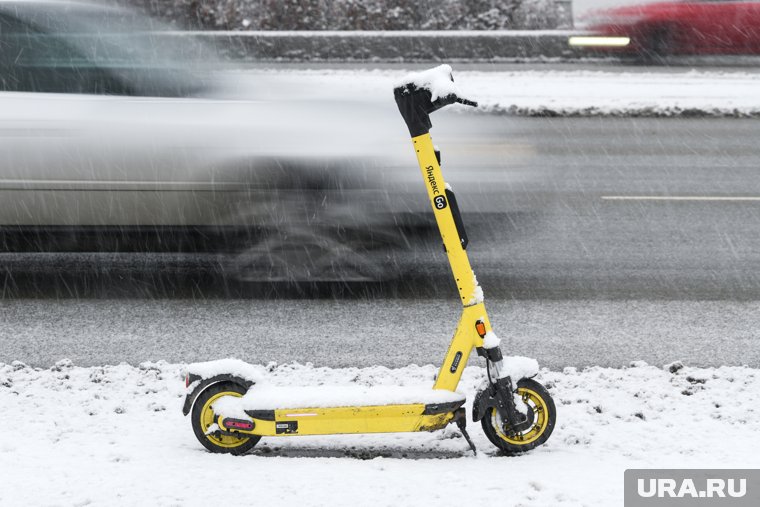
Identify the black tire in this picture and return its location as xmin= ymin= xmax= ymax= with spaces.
xmin=190 ymin=382 xmax=261 ymax=455
xmin=481 ymin=378 xmax=556 ymax=455
xmin=230 ymin=228 xmax=386 ymax=282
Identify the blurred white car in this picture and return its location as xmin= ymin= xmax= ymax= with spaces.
xmin=0 ymin=1 xmax=432 ymax=282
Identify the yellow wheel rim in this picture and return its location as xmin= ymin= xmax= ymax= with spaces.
xmin=492 ymin=387 xmax=549 ymax=446
xmin=199 ymin=391 xmax=250 ymax=449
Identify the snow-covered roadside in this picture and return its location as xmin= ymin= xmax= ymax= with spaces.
xmin=240 ymin=68 xmax=760 ymax=117
xmin=1 ymin=360 xmax=757 ymax=506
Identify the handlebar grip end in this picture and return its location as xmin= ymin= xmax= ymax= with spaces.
xmin=456 ymin=98 xmax=479 ymax=108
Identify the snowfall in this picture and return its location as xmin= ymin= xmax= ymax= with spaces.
xmin=3 ymin=65 xmax=760 ymax=505
xmin=1 ymin=358 xmax=757 ymax=506
xmin=243 ymin=67 xmax=760 ymax=117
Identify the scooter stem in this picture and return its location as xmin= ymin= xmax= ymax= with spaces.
xmin=408 ymin=133 xmax=479 ymax=305
xmin=394 ymin=68 xmax=495 ymax=393
xmin=393 ymin=72 xmax=480 ymax=307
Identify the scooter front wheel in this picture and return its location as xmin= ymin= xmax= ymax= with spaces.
xmin=191 ymin=382 xmax=260 ymax=455
xmin=481 ymin=378 xmax=556 ymax=455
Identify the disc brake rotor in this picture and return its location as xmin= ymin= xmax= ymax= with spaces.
xmin=497 ymin=396 xmax=536 ymax=435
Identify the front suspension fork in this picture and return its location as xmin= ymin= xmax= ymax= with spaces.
xmin=491 ymin=375 xmax=524 ymax=431
xmin=473 ymin=353 xmax=528 ymax=433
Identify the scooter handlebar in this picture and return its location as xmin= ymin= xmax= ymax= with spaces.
xmin=429 ymin=92 xmax=479 ymax=110
xmin=394 ymin=67 xmax=477 ymax=137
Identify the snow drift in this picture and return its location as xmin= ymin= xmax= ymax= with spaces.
xmin=234 ymin=68 xmax=760 ymax=118
xmin=1 ymin=359 xmax=757 ymax=506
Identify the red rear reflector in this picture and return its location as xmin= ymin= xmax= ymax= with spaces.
xmin=185 ymin=374 xmax=190 ymax=388
xmin=223 ymin=418 xmax=254 ymax=431
xmin=475 ymin=320 xmax=487 ymax=337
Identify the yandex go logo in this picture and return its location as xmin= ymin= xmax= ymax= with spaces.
xmin=625 ymin=470 xmax=759 ymax=506
xmin=425 ymin=165 xmax=440 ymax=195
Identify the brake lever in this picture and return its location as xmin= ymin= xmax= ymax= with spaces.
xmin=456 ymin=98 xmax=479 ymax=108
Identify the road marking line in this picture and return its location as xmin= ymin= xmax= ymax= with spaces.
xmin=602 ymin=196 xmax=760 ymax=201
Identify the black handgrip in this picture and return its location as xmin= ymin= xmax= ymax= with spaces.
xmin=394 ymin=68 xmax=478 ymax=137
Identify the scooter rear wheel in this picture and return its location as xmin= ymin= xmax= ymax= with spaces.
xmin=191 ymin=382 xmax=261 ymax=455
xmin=481 ymin=378 xmax=556 ymax=455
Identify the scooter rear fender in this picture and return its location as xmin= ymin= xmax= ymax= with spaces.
xmin=182 ymin=374 xmax=254 ymax=416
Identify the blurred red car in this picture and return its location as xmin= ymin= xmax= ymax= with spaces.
xmin=571 ymin=1 xmax=760 ymax=58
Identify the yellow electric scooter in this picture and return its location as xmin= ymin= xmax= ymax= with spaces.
xmin=182 ymin=65 xmax=556 ymax=456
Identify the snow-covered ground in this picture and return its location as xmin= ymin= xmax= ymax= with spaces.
xmin=2 ymin=359 xmax=757 ymax=506
xmin=242 ymin=68 xmax=760 ymax=117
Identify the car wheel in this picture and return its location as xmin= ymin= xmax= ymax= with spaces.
xmin=229 ymin=227 xmax=388 ymax=282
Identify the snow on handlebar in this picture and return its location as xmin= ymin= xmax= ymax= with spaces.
xmin=393 ymin=64 xmax=476 ymax=105
xmin=393 ymin=64 xmax=478 ymax=137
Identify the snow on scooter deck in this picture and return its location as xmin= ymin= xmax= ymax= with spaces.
xmin=212 ymin=384 xmax=467 ymax=419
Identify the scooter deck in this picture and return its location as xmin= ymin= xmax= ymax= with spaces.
xmin=213 ymin=384 xmax=466 ymax=437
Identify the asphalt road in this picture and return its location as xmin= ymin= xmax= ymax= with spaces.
xmin=1 ymin=298 xmax=758 ymax=369
xmin=432 ymin=114 xmax=760 ymax=300
xmin=5 ymin=115 xmax=760 ymax=300
xmin=3 ymin=113 xmax=760 ymax=368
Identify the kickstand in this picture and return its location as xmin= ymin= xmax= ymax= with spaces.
xmin=454 ymin=409 xmax=477 ymax=456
